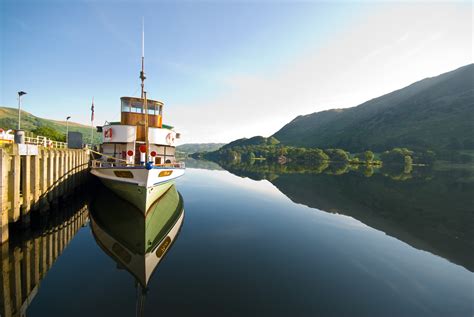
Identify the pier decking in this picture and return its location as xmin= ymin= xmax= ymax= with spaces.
xmin=0 ymin=144 xmax=90 ymax=243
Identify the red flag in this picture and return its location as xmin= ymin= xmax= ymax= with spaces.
xmin=91 ymin=99 xmax=95 ymax=122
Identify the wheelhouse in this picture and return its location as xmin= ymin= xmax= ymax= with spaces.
xmin=97 ymin=96 xmax=180 ymax=166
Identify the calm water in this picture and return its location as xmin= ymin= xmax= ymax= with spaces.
xmin=3 ymin=162 xmax=473 ymax=317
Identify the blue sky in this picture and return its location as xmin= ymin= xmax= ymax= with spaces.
xmin=1 ymin=1 xmax=472 ymax=143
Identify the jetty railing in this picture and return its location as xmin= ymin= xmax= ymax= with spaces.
xmin=24 ymin=136 xmax=67 ymax=149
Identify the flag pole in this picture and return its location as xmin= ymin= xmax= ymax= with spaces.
xmin=91 ymin=97 xmax=94 ymax=146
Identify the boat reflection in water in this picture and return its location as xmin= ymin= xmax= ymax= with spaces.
xmin=90 ymin=184 xmax=184 ymax=316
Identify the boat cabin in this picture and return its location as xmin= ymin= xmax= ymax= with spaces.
xmin=98 ymin=97 xmax=180 ymax=166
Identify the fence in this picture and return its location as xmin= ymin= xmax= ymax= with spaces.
xmin=24 ymin=136 xmax=67 ymax=149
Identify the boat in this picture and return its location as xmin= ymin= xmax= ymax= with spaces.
xmin=90 ymin=28 xmax=185 ymax=214
xmin=90 ymin=184 xmax=184 ymax=316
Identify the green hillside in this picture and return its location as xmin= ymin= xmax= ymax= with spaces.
xmin=0 ymin=106 xmax=101 ymax=144
xmin=221 ymin=136 xmax=280 ymax=149
xmin=273 ymin=64 xmax=474 ymax=154
xmin=177 ymin=143 xmax=225 ymax=154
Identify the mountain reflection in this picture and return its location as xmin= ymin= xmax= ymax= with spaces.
xmin=90 ymin=184 xmax=184 ymax=316
xmin=215 ymin=161 xmax=474 ymax=271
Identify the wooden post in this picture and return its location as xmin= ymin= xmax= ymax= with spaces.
xmin=47 ymin=150 xmax=55 ymax=203
xmin=39 ymin=150 xmax=50 ymax=212
xmin=47 ymin=232 xmax=53 ymax=272
xmin=20 ymin=154 xmax=32 ymax=225
xmin=13 ymin=247 xmax=22 ymax=311
xmin=72 ymin=151 xmax=77 ymax=187
xmin=41 ymin=235 xmax=47 ymax=278
xmin=0 ymin=149 xmax=10 ymax=243
xmin=21 ymin=155 xmax=32 ymax=216
xmin=57 ymin=151 xmax=63 ymax=197
xmin=40 ymin=150 xmax=48 ymax=194
xmin=31 ymin=153 xmax=40 ymax=210
xmin=53 ymin=150 xmax=60 ymax=202
xmin=64 ymin=151 xmax=70 ymax=195
xmin=9 ymin=146 xmax=21 ymax=222
xmin=0 ymin=243 xmax=12 ymax=317
xmin=33 ymin=237 xmax=40 ymax=285
xmin=22 ymin=241 xmax=32 ymax=294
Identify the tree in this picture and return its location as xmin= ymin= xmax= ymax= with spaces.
xmin=380 ymin=148 xmax=413 ymax=165
xmin=324 ymin=149 xmax=350 ymax=162
xmin=364 ymin=150 xmax=374 ymax=162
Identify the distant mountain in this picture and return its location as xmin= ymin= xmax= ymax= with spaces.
xmin=0 ymin=106 xmax=100 ymax=143
xmin=221 ymin=136 xmax=279 ymax=149
xmin=273 ymin=64 xmax=474 ymax=153
xmin=177 ymin=143 xmax=225 ymax=154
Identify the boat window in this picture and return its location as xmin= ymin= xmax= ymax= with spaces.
xmin=121 ymin=99 xmax=131 ymax=113
xmin=147 ymin=103 xmax=158 ymax=115
xmin=131 ymin=100 xmax=144 ymax=113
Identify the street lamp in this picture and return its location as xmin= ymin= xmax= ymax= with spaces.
xmin=17 ymin=91 xmax=27 ymax=130
xmin=66 ymin=116 xmax=71 ymax=146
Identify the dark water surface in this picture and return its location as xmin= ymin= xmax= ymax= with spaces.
xmin=4 ymin=165 xmax=473 ymax=316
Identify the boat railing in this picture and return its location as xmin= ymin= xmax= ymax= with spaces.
xmin=91 ymin=159 xmax=185 ymax=169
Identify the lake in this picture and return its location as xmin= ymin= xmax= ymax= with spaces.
xmin=2 ymin=161 xmax=473 ymax=317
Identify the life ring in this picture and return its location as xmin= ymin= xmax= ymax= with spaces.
xmin=166 ymin=133 xmax=175 ymax=145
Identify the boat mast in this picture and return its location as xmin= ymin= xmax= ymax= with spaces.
xmin=140 ymin=19 xmax=149 ymax=163
xmin=140 ymin=18 xmax=146 ymax=99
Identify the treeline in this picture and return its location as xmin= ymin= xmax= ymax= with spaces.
xmin=192 ymin=141 xmax=434 ymax=170
xmin=217 ymin=159 xmax=426 ymax=182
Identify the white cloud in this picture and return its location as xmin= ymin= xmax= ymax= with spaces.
xmin=168 ymin=3 xmax=472 ymax=144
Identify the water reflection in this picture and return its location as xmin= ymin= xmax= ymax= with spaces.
xmin=0 ymin=198 xmax=89 ymax=317
xmin=212 ymin=161 xmax=474 ymax=271
xmin=90 ymin=184 xmax=184 ymax=316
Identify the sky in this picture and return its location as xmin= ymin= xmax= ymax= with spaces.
xmin=0 ymin=0 xmax=472 ymax=143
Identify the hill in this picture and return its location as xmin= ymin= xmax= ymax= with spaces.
xmin=0 ymin=107 xmax=100 ymax=144
xmin=176 ymin=143 xmax=225 ymax=154
xmin=221 ymin=136 xmax=279 ymax=149
xmin=273 ymin=64 xmax=474 ymax=153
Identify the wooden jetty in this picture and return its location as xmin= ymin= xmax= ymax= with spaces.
xmin=0 ymin=199 xmax=89 ymax=317
xmin=0 ymin=144 xmax=90 ymax=243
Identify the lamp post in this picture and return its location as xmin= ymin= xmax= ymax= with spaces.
xmin=17 ymin=91 xmax=27 ymax=130
xmin=66 ymin=116 xmax=71 ymax=146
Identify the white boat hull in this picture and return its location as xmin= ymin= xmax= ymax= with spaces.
xmin=91 ymin=166 xmax=185 ymax=214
